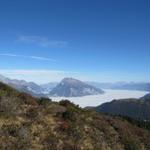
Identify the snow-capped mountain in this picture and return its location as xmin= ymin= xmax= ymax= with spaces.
xmin=0 ymin=75 xmax=105 ymax=97
xmin=0 ymin=74 xmax=45 ymax=97
xmin=49 ymin=78 xmax=104 ymax=97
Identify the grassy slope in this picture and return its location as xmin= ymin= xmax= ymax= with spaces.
xmin=0 ymin=82 xmax=150 ymax=150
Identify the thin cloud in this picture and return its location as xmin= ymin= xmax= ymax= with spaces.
xmin=0 ymin=69 xmax=81 ymax=83
xmin=0 ymin=53 xmax=57 ymax=62
xmin=17 ymin=35 xmax=68 ymax=48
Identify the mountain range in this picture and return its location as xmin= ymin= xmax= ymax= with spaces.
xmin=0 ymin=74 xmax=45 ymax=97
xmin=0 ymin=75 xmax=104 ymax=97
xmin=0 ymin=81 xmax=150 ymax=150
xmin=1 ymin=73 xmax=150 ymax=99
xmin=87 ymin=81 xmax=150 ymax=91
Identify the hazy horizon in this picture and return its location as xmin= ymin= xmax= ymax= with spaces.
xmin=1 ymin=71 xmax=150 ymax=84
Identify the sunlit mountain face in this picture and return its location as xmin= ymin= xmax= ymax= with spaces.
xmin=49 ymin=78 xmax=104 ymax=97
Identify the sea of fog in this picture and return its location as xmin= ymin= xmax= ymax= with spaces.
xmin=50 ymin=89 xmax=149 ymax=108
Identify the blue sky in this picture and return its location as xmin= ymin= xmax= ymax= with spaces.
xmin=0 ymin=0 xmax=150 ymax=83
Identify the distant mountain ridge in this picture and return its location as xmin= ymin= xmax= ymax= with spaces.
xmin=49 ymin=78 xmax=104 ymax=97
xmin=1 ymin=73 xmax=150 ymax=99
xmin=0 ymin=75 xmax=106 ymax=98
xmin=92 ymin=93 xmax=150 ymax=120
xmin=87 ymin=81 xmax=150 ymax=91
xmin=0 ymin=74 xmax=45 ymax=97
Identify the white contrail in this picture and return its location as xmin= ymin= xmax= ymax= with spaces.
xmin=0 ymin=53 xmax=56 ymax=62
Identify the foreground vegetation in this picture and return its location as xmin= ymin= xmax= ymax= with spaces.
xmin=0 ymin=82 xmax=150 ymax=150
